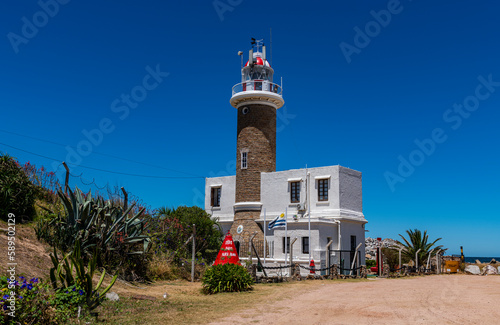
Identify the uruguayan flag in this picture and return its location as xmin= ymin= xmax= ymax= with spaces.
xmin=268 ymin=213 xmax=286 ymax=230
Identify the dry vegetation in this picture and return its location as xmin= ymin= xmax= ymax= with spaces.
xmin=98 ymin=278 xmax=342 ymax=324
xmin=1 ymin=220 xmax=361 ymax=324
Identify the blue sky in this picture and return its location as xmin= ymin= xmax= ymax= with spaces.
xmin=1 ymin=1 xmax=499 ymax=256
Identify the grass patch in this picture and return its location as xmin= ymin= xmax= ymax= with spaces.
xmin=97 ymin=280 xmax=307 ymax=324
xmin=97 ymin=278 xmax=368 ymax=324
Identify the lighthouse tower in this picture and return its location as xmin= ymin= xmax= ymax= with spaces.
xmin=228 ymin=39 xmax=284 ymax=253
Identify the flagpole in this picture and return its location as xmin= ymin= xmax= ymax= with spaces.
xmin=285 ymin=207 xmax=288 ymax=270
xmin=263 ymin=208 xmax=266 ymax=264
xmin=307 ymin=166 xmax=311 ymax=262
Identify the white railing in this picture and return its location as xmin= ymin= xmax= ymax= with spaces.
xmin=232 ymin=80 xmax=282 ymax=96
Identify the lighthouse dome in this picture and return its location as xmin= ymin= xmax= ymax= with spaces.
xmin=244 ymin=52 xmax=271 ymax=67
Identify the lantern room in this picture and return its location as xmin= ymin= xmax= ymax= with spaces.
xmin=242 ymin=52 xmax=273 ymax=82
xmin=230 ymin=39 xmax=284 ymax=109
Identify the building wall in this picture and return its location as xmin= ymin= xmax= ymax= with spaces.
xmin=205 ymin=175 xmax=235 ymax=226
xmin=261 ymin=165 xmax=364 ymax=220
xmin=339 ymin=166 xmax=363 ymax=212
xmin=263 ymin=220 xmax=365 ymax=274
xmin=338 ymin=220 xmax=366 ymax=266
xmin=205 ymin=165 xmax=367 ymax=269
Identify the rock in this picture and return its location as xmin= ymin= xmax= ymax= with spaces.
xmin=465 ymin=265 xmax=481 ymax=275
xmin=489 ymin=258 xmax=497 ymax=264
xmin=475 ymin=259 xmax=482 ymax=264
xmin=365 ymin=237 xmax=400 ymax=258
xmin=481 ymin=265 xmax=498 ymax=276
xmin=105 ymin=292 xmax=119 ymax=301
xmin=497 ymin=266 xmax=500 ymax=274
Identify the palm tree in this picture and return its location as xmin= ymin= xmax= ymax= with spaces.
xmin=397 ymin=229 xmax=443 ymax=266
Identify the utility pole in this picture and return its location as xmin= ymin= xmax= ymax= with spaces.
xmin=191 ymin=224 xmax=196 ymax=282
xmin=62 ymin=162 xmax=69 ymax=195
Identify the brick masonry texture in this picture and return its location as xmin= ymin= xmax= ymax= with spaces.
xmin=236 ymin=104 xmax=276 ymax=203
xmin=229 ymin=211 xmax=265 ymax=258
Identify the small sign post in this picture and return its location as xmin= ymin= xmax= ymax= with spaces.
xmin=213 ymin=232 xmax=241 ymax=266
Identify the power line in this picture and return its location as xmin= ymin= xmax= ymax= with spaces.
xmin=0 ymin=142 xmax=204 ymax=179
xmin=0 ymin=128 xmax=202 ymax=177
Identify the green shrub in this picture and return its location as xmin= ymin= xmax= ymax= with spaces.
xmin=1 ymin=276 xmax=63 ymax=324
xmin=381 ymin=247 xmax=411 ymax=268
xmin=366 ymin=259 xmax=376 ymax=268
xmin=0 ymin=276 xmax=96 ymax=324
xmin=0 ymin=155 xmax=39 ymax=222
xmin=52 ymin=284 xmax=87 ymax=314
xmin=148 ymin=206 xmax=223 ymax=264
xmin=202 ymin=264 xmax=253 ymax=294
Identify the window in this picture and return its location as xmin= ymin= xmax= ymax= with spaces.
xmin=302 ymin=237 xmax=309 ymax=254
xmin=318 ymin=179 xmax=328 ymax=201
xmin=210 ymin=187 xmax=221 ymax=207
xmin=282 ymin=237 xmax=290 ymax=254
xmin=290 ymin=181 xmax=300 ymax=203
xmin=350 ymin=236 xmax=357 ymax=268
xmin=234 ymin=241 xmax=240 ymax=256
xmin=269 ymin=240 xmax=274 ymax=258
xmin=241 ymin=151 xmax=248 ymax=169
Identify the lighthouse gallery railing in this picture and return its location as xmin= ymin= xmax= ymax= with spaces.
xmin=232 ymin=80 xmax=282 ymax=96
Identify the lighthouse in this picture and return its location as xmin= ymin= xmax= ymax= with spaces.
xmin=205 ymin=39 xmax=366 ymax=273
xmin=228 ymin=39 xmax=284 ymax=253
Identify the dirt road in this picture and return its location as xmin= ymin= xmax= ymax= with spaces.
xmin=211 ymin=275 xmax=500 ymax=324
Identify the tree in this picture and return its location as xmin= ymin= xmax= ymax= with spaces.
xmin=397 ymin=229 xmax=443 ymax=266
xmin=0 ymin=154 xmax=39 ymax=222
xmin=150 ymin=206 xmax=223 ymax=263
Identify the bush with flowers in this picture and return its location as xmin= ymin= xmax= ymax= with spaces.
xmin=0 ymin=275 xmax=91 ymax=324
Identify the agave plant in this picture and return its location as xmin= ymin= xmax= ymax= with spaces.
xmin=39 ymin=186 xmax=151 ymax=269
xmin=50 ymin=239 xmax=118 ymax=311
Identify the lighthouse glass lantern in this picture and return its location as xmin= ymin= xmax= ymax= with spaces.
xmin=230 ymin=39 xmax=284 ymax=109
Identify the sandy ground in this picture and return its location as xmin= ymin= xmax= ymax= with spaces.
xmin=211 ymin=275 xmax=500 ymax=325
xmin=0 ymin=222 xmax=53 ymax=279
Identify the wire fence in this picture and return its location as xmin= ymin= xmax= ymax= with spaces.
xmin=21 ymin=159 xmax=155 ymax=216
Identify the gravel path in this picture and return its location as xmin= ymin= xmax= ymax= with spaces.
xmin=211 ymin=274 xmax=500 ymax=324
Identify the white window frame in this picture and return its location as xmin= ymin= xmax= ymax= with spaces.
xmin=315 ymin=175 xmax=330 ymax=202
xmin=241 ymin=149 xmax=248 ymax=169
xmin=210 ymin=186 xmax=221 ymax=207
xmin=290 ymin=181 xmax=301 ymax=203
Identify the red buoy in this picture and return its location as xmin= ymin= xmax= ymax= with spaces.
xmin=310 ymin=259 xmax=316 ymax=274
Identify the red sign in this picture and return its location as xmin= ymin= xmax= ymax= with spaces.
xmin=213 ymin=233 xmax=241 ymax=266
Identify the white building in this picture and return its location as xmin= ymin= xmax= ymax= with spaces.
xmin=204 ymin=39 xmax=367 ymax=274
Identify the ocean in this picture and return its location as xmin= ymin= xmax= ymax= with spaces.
xmin=464 ymin=257 xmax=500 ymax=263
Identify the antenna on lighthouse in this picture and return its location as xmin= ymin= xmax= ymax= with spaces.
xmin=270 ymin=28 xmax=273 ymax=66
xmin=249 ymin=49 xmax=254 ymax=65
xmin=238 ymin=51 xmax=243 ymax=70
